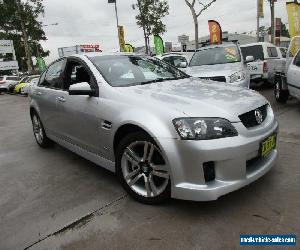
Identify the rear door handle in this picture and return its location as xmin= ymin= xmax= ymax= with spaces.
xmin=57 ymin=96 xmax=66 ymax=103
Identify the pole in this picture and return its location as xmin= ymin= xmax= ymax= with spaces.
xmin=270 ymin=0 xmax=275 ymax=44
xmin=257 ymin=0 xmax=260 ymax=42
xmin=114 ymin=1 xmax=121 ymax=51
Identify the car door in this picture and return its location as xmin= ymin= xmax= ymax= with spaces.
xmin=287 ymin=50 xmax=300 ymax=98
xmin=34 ymin=59 xmax=66 ymax=134
xmin=55 ymin=58 xmax=101 ymax=154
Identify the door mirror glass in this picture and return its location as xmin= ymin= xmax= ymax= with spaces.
xmin=68 ymin=82 xmax=95 ymax=96
xmin=245 ymin=56 xmax=254 ymax=63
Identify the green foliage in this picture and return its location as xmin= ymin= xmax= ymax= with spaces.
xmin=0 ymin=0 xmax=49 ymax=71
xmin=135 ymin=0 xmax=169 ymax=39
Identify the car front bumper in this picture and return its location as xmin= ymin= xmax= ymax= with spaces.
xmin=157 ymin=119 xmax=279 ymax=201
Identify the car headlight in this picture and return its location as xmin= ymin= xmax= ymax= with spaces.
xmin=229 ymin=71 xmax=246 ymax=83
xmin=173 ymin=118 xmax=238 ymax=140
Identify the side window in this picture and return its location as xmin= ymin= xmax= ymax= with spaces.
xmin=267 ymin=47 xmax=278 ymax=58
xmin=40 ymin=59 xmax=65 ymax=88
xmin=38 ymin=71 xmax=47 ymax=86
xmin=162 ymin=57 xmax=175 ymax=66
xmin=280 ymin=48 xmax=287 ymax=58
xmin=293 ymin=51 xmax=300 ymax=67
xmin=64 ymin=60 xmax=93 ymax=90
xmin=173 ymin=56 xmax=188 ymax=67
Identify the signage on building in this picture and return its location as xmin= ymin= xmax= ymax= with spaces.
xmin=178 ymin=35 xmax=189 ymax=45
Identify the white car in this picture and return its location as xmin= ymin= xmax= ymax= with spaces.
xmin=185 ymin=43 xmax=253 ymax=88
xmin=0 ymin=75 xmax=19 ymax=93
xmin=20 ymin=77 xmax=39 ymax=95
xmin=156 ymin=53 xmax=193 ymax=69
xmin=241 ymin=42 xmax=285 ymax=85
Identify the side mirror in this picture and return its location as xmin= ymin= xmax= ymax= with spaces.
xmin=69 ymin=82 xmax=95 ymax=96
xmin=177 ymin=61 xmax=188 ymax=68
xmin=245 ymin=56 xmax=254 ymax=63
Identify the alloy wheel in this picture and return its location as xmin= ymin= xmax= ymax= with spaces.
xmin=121 ymin=141 xmax=169 ymax=198
xmin=32 ymin=115 xmax=44 ymax=144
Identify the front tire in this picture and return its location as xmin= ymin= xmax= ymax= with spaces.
xmin=31 ymin=112 xmax=53 ymax=148
xmin=274 ymin=77 xmax=289 ymax=103
xmin=116 ymin=132 xmax=171 ymax=204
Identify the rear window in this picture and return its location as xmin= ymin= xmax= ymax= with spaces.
xmin=267 ymin=47 xmax=278 ymax=58
xmin=0 ymin=77 xmax=3 ymax=81
xmin=241 ymin=45 xmax=264 ymax=61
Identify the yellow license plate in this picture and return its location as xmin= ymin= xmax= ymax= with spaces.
xmin=261 ymin=134 xmax=277 ymax=157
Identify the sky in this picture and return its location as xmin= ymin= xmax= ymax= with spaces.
xmin=40 ymin=0 xmax=290 ymax=63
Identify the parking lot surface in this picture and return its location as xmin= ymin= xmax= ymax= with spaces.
xmin=0 ymin=88 xmax=299 ymax=250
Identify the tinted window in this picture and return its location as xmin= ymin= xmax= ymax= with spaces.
xmin=89 ymin=55 xmax=188 ymax=87
xmin=241 ymin=45 xmax=264 ymax=61
xmin=0 ymin=77 xmax=4 ymax=81
xmin=190 ymin=46 xmax=241 ymax=66
xmin=64 ymin=61 xmax=93 ymax=90
xmin=267 ymin=47 xmax=278 ymax=58
xmin=293 ymin=51 xmax=300 ymax=67
xmin=163 ymin=56 xmax=187 ymax=67
xmin=40 ymin=59 xmax=65 ymax=88
xmin=280 ymin=48 xmax=287 ymax=58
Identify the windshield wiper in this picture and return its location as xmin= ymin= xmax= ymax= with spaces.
xmin=140 ymin=78 xmax=174 ymax=85
xmin=140 ymin=76 xmax=190 ymax=85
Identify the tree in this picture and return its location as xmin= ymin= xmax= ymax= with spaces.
xmin=185 ymin=0 xmax=216 ymax=50
xmin=133 ymin=0 xmax=169 ymax=54
xmin=0 ymin=0 xmax=48 ymax=72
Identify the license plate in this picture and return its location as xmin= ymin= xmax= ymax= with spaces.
xmin=260 ymin=134 xmax=277 ymax=157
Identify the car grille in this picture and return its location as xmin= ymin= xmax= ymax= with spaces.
xmin=199 ymin=76 xmax=226 ymax=82
xmin=239 ymin=104 xmax=268 ymax=128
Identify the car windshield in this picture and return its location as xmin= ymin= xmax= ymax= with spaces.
xmin=89 ymin=55 xmax=189 ymax=87
xmin=190 ymin=45 xmax=241 ymax=66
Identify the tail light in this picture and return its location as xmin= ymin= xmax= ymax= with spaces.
xmin=263 ymin=61 xmax=268 ymax=73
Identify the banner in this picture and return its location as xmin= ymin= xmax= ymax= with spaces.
xmin=118 ymin=26 xmax=125 ymax=51
xmin=208 ymin=20 xmax=222 ymax=44
xmin=153 ymin=35 xmax=164 ymax=56
xmin=124 ymin=44 xmax=134 ymax=53
xmin=36 ymin=57 xmax=46 ymax=72
xmin=258 ymin=0 xmax=264 ymax=18
xmin=286 ymin=2 xmax=300 ymax=38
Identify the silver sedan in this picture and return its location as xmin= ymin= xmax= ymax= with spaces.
xmin=28 ymin=53 xmax=278 ymax=204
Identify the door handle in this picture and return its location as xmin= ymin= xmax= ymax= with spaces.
xmin=57 ymin=96 xmax=66 ymax=102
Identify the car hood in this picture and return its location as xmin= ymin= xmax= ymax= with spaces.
xmin=185 ymin=62 xmax=243 ymax=78
xmin=116 ymin=78 xmax=267 ymax=122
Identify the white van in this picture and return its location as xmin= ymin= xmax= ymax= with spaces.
xmin=240 ymin=42 xmax=285 ymax=85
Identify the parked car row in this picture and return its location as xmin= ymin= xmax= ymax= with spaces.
xmin=0 ymin=74 xmax=40 ymax=95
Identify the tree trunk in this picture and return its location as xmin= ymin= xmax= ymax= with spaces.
xmin=270 ymin=1 xmax=275 ymax=44
xmin=16 ymin=0 xmax=32 ymax=72
xmin=189 ymin=7 xmax=199 ymax=50
xmin=194 ymin=17 xmax=199 ymax=50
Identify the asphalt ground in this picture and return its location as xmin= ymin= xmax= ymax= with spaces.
xmin=0 ymin=87 xmax=299 ymax=250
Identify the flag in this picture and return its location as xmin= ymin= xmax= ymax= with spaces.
xmin=208 ymin=20 xmax=222 ymax=44
xmin=153 ymin=35 xmax=164 ymax=56
xmin=258 ymin=0 xmax=264 ymax=18
xmin=286 ymin=2 xmax=300 ymax=38
xmin=36 ymin=57 xmax=46 ymax=72
xmin=118 ymin=26 xmax=125 ymax=51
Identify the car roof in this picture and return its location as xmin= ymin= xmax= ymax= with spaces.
xmin=72 ymin=52 xmax=144 ymax=59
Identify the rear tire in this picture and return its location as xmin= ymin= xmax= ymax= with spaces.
xmin=115 ymin=131 xmax=171 ymax=204
xmin=274 ymin=76 xmax=289 ymax=103
xmin=30 ymin=112 xmax=54 ymax=148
